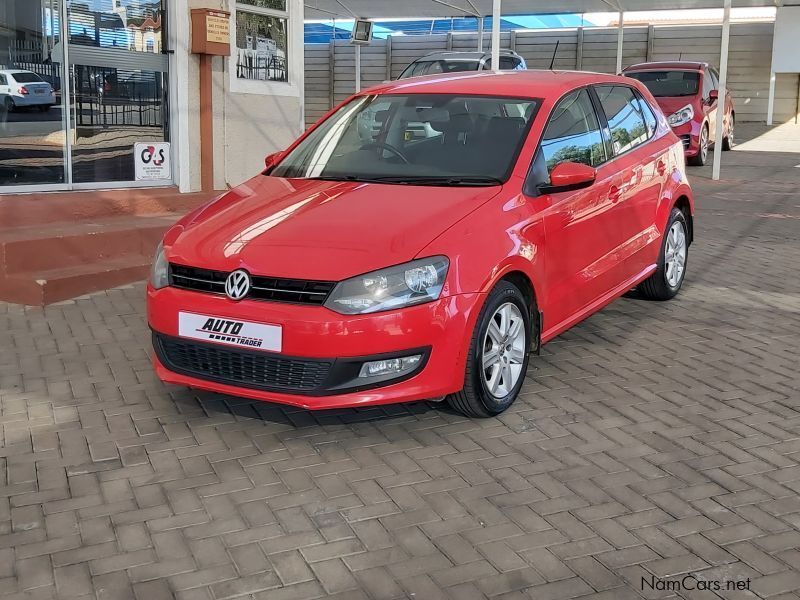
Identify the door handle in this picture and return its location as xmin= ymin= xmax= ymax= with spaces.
xmin=608 ymin=185 xmax=622 ymax=203
xmin=656 ymin=160 xmax=667 ymax=176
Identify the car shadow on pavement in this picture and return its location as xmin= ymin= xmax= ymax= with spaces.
xmin=169 ymin=386 xmax=454 ymax=430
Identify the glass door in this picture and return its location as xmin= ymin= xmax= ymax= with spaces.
xmin=65 ymin=0 xmax=170 ymax=184
xmin=0 ymin=0 xmax=69 ymax=187
xmin=0 ymin=0 xmax=172 ymax=191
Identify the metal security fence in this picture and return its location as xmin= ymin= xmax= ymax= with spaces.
xmin=304 ymin=21 xmax=800 ymax=127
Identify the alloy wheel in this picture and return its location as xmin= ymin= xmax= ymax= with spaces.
xmin=482 ymin=302 xmax=526 ymax=398
xmin=699 ymin=127 xmax=708 ymax=163
xmin=665 ymin=221 xmax=687 ymax=288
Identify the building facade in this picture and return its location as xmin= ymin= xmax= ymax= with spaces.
xmin=0 ymin=0 xmax=305 ymax=195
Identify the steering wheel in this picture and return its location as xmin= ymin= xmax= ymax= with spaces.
xmin=360 ymin=141 xmax=409 ymax=164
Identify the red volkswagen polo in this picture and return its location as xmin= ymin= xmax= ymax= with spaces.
xmin=148 ymin=70 xmax=694 ymax=417
xmin=623 ymin=61 xmax=734 ymax=166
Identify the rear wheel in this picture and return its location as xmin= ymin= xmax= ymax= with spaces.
xmin=722 ymin=114 xmax=734 ymax=150
xmin=688 ymin=124 xmax=708 ymax=166
xmin=638 ymin=207 xmax=689 ymax=301
xmin=447 ymin=281 xmax=532 ymax=418
xmin=4 ymin=97 xmax=15 ymax=113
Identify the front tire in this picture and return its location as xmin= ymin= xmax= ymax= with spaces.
xmin=447 ymin=281 xmax=532 ymax=418
xmin=722 ymin=114 xmax=734 ymax=150
xmin=688 ymin=124 xmax=708 ymax=166
xmin=638 ymin=207 xmax=689 ymax=301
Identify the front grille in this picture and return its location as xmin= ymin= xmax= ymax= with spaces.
xmin=679 ymin=134 xmax=691 ymax=149
xmin=155 ymin=334 xmax=332 ymax=392
xmin=169 ymin=264 xmax=336 ymax=305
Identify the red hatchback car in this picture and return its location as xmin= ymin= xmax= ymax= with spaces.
xmin=148 ymin=70 xmax=694 ymax=417
xmin=623 ymin=61 xmax=734 ymax=166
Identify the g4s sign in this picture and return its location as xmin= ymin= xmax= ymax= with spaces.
xmin=134 ymin=142 xmax=171 ymax=181
xmin=141 ymin=145 xmax=166 ymax=166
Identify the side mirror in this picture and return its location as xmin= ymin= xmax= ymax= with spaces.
xmin=708 ymin=89 xmax=719 ymax=102
xmin=539 ymin=162 xmax=596 ymax=194
xmin=264 ymin=150 xmax=284 ymax=172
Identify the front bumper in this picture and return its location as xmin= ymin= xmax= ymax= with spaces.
xmin=147 ymin=284 xmax=484 ymax=409
xmin=671 ymin=121 xmax=702 ymax=157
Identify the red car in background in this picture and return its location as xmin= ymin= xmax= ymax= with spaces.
xmin=623 ymin=61 xmax=734 ymax=166
xmin=148 ymin=70 xmax=694 ymax=417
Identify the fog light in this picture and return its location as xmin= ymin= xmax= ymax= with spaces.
xmin=358 ymin=354 xmax=422 ymax=378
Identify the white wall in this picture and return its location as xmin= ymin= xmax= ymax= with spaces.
xmin=175 ymin=0 xmax=305 ymax=192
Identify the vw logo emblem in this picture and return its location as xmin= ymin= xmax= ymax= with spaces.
xmin=225 ymin=269 xmax=251 ymax=301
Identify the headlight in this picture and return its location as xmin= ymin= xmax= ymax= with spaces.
xmin=324 ymin=257 xmax=449 ymax=314
xmin=150 ymin=242 xmax=169 ymax=289
xmin=667 ymin=105 xmax=694 ymax=127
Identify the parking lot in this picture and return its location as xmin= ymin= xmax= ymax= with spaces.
xmin=1 ymin=124 xmax=799 ymax=599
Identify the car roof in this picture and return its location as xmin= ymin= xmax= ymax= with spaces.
xmin=623 ymin=61 xmax=708 ymax=72
xmin=366 ymin=69 xmax=637 ymax=98
xmin=417 ymin=50 xmax=520 ymax=61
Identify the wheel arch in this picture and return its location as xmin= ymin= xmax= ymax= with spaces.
xmin=495 ymin=268 xmax=542 ymax=353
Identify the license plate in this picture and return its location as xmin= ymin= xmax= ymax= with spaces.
xmin=34 ymin=89 xmax=44 ymax=94
xmin=178 ymin=312 xmax=282 ymax=352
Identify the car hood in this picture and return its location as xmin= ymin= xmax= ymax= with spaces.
xmin=167 ymin=175 xmax=501 ymax=281
xmin=653 ymin=96 xmax=699 ymax=116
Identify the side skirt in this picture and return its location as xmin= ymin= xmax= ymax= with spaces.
xmin=540 ymin=264 xmax=657 ymax=345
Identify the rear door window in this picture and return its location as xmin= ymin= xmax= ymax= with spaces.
xmin=594 ymin=85 xmax=650 ymax=156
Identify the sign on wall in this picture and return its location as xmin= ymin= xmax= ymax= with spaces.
xmin=206 ymin=13 xmax=230 ymax=44
xmin=134 ymin=142 xmax=171 ymax=181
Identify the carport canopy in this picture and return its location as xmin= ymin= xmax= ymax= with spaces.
xmin=304 ymin=0 xmax=800 ymax=180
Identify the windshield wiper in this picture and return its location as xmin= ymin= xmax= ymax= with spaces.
xmin=365 ymin=175 xmax=504 ymax=186
xmin=308 ymin=175 xmax=378 ymax=183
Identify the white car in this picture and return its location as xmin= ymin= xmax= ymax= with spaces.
xmin=0 ymin=70 xmax=56 ymax=112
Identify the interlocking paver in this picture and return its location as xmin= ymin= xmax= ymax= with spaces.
xmin=1 ymin=128 xmax=799 ymax=598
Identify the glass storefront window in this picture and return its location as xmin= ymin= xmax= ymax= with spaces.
xmin=0 ymin=0 xmax=68 ymax=186
xmin=0 ymin=0 xmax=170 ymax=189
xmin=235 ymin=2 xmax=288 ymax=83
xmin=239 ymin=0 xmax=287 ymax=9
xmin=67 ymin=0 xmax=169 ymax=184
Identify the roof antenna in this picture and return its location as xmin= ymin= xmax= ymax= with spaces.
xmin=549 ymin=40 xmax=560 ymax=71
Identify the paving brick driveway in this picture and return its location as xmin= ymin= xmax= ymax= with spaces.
xmin=1 ymin=127 xmax=799 ymax=600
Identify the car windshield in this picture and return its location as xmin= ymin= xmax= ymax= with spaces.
xmin=625 ymin=70 xmax=700 ymax=97
xmin=399 ymin=60 xmax=479 ymax=79
xmin=11 ymin=72 xmax=44 ymax=83
xmin=271 ymin=93 xmax=540 ymax=185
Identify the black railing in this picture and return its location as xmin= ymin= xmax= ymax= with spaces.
xmin=236 ymin=53 xmax=287 ymax=82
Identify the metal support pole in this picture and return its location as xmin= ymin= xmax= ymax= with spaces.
xmin=478 ymin=17 xmax=484 ymax=51
xmin=491 ymin=0 xmax=501 ymax=71
xmin=385 ymin=35 xmax=392 ymax=81
xmin=712 ymin=0 xmax=731 ymax=181
xmin=767 ymin=71 xmax=776 ymax=125
xmin=355 ymin=43 xmax=361 ymax=93
xmin=616 ymin=11 xmax=624 ymax=74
